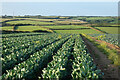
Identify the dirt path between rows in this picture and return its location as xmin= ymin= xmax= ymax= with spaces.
xmin=82 ymin=36 xmax=120 ymax=80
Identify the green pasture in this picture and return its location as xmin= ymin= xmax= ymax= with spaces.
xmin=43 ymin=25 xmax=89 ymax=29
xmin=72 ymin=16 xmax=114 ymax=20
xmin=54 ymin=29 xmax=102 ymax=34
xmin=55 ymin=20 xmax=86 ymax=25
xmin=17 ymin=26 xmax=52 ymax=32
xmin=6 ymin=20 xmax=55 ymax=25
xmin=15 ymin=18 xmax=57 ymax=22
xmin=1 ymin=26 xmax=52 ymax=32
xmin=110 ymin=24 xmax=120 ymax=27
xmin=95 ymin=27 xmax=119 ymax=34
xmin=86 ymin=17 xmax=113 ymax=20
xmin=0 ymin=26 xmax=14 ymax=31
xmin=1 ymin=19 xmax=14 ymax=22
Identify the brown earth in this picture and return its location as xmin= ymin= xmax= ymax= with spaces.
xmin=82 ymin=36 xmax=120 ymax=80
xmin=87 ymin=26 xmax=104 ymax=33
xmin=84 ymin=24 xmax=105 ymax=33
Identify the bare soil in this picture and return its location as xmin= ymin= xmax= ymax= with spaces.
xmin=82 ymin=36 xmax=120 ymax=80
xmin=85 ymin=24 xmax=105 ymax=33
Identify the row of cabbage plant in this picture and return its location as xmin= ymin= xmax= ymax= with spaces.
xmin=2 ymin=34 xmax=69 ymax=73
xmin=2 ymin=35 xmax=71 ymax=80
xmin=72 ymin=35 xmax=103 ymax=79
xmin=41 ymin=37 xmax=75 ymax=79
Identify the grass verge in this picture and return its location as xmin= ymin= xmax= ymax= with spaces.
xmin=82 ymin=33 xmax=120 ymax=66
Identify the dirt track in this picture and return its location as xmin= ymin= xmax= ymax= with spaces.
xmin=82 ymin=36 xmax=120 ymax=80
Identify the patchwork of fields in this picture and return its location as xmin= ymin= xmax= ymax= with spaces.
xmin=1 ymin=16 xmax=120 ymax=79
xmin=1 ymin=17 xmax=119 ymax=34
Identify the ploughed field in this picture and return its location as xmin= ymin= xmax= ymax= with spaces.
xmin=2 ymin=33 xmax=103 ymax=79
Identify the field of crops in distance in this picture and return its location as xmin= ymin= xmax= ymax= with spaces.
xmin=95 ymin=27 xmax=119 ymax=34
xmin=2 ymin=33 xmax=45 ymax=38
xmin=72 ymin=16 xmax=116 ymax=21
xmin=54 ymin=20 xmax=87 ymax=25
xmin=4 ymin=18 xmax=87 ymax=26
xmin=85 ymin=17 xmax=114 ymax=20
xmin=1 ymin=19 xmax=15 ymax=22
xmin=55 ymin=29 xmax=102 ymax=34
xmin=2 ymin=33 xmax=103 ymax=79
xmin=0 ymin=26 xmax=14 ymax=31
xmin=17 ymin=26 xmax=51 ymax=32
xmin=1 ymin=26 xmax=53 ymax=32
xmin=6 ymin=20 xmax=55 ymax=25
xmin=24 ymin=18 xmax=57 ymax=22
xmin=44 ymin=25 xmax=89 ymax=30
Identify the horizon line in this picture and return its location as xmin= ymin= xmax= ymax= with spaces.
xmin=1 ymin=15 xmax=118 ymax=17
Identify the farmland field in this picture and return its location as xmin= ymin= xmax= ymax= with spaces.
xmin=55 ymin=29 xmax=102 ymax=34
xmin=0 ymin=26 xmax=52 ymax=32
xmin=17 ymin=26 xmax=52 ymax=32
xmin=1 ymin=16 xmax=120 ymax=79
xmin=6 ymin=20 xmax=55 ymax=25
xmin=44 ymin=25 xmax=89 ymax=29
xmin=0 ymin=26 xmax=14 ymax=31
xmin=1 ymin=18 xmax=14 ymax=22
xmin=95 ymin=27 xmax=119 ymax=34
xmin=2 ymin=33 xmax=103 ymax=79
xmin=85 ymin=17 xmax=115 ymax=21
xmin=25 ymin=18 xmax=57 ymax=22
xmin=54 ymin=20 xmax=87 ymax=25
xmin=73 ymin=16 xmax=118 ymax=24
